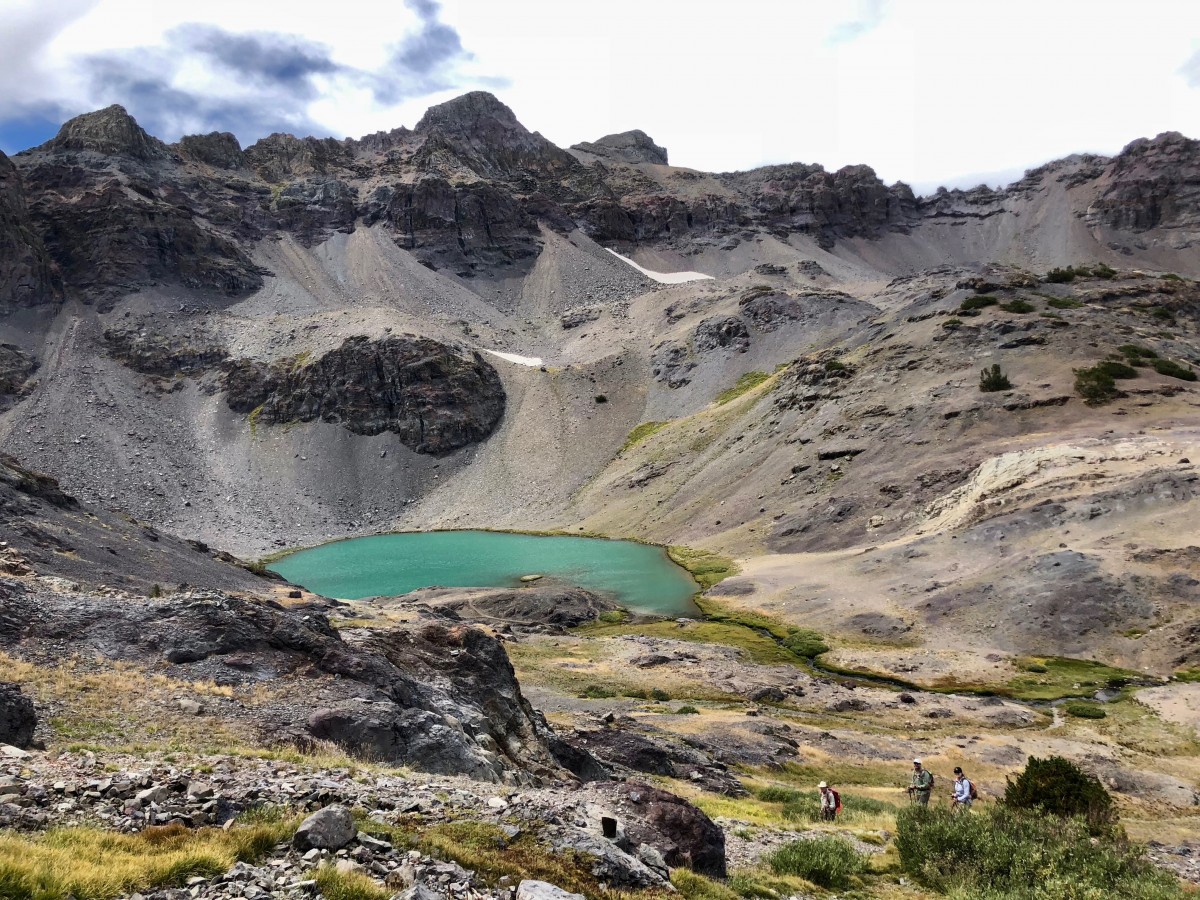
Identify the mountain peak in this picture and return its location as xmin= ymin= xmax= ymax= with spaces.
xmin=571 ymin=130 xmax=669 ymax=165
xmin=415 ymin=91 xmax=522 ymax=135
xmin=42 ymin=104 xmax=168 ymax=161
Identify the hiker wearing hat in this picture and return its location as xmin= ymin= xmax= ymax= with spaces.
xmin=818 ymin=781 xmax=841 ymax=821
xmin=952 ymin=766 xmax=976 ymax=811
xmin=907 ymin=759 xmax=933 ymax=805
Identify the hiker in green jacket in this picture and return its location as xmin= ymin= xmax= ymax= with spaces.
xmin=907 ymin=758 xmax=933 ymax=805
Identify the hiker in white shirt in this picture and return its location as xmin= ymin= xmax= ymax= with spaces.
xmin=952 ymin=766 xmax=974 ymax=811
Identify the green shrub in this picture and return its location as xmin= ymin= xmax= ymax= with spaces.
xmin=1000 ymin=298 xmax=1035 ymax=313
xmin=1162 ymin=273 xmax=1183 ymax=282
xmin=1045 ymin=267 xmax=1077 ymax=283
xmin=621 ymin=688 xmax=649 ymax=699
xmin=578 ymin=684 xmax=616 ymax=699
xmin=766 ymin=837 xmax=867 ymax=889
xmin=1047 ymin=296 xmax=1083 ymax=309
xmin=1024 ymin=663 xmax=1049 ymax=674
xmin=1003 ymin=756 xmax=1117 ymax=834
xmin=1066 ymin=703 xmax=1108 ymax=720
xmin=1151 ymin=358 xmax=1197 ymax=381
xmin=959 ymin=294 xmax=998 ymax=311
xmin=594 ymin=394 xmax=608 ymax=403
xmin=1150 ymin=306 xmax=1174 ymax=321
xmin=1118 ymin=344 xmax=1158 ymax=362
xmin=942 ymin=318 xmax=964 ymax=329
xmin=1094 ymin=359 xmax=1139 ymax=379
xmin=1073 ymin=366 xmax=1120 ymax=405
xmin=824 ymin=359 xmax=848 ymax=372
xmin=756 ymin=786 xmax=804 ymax=804
xmin=596 ymin=609 xmax=628 ymax=624
xmin=675 ymin=705 xmax=701 ymax=715
xmin=781 ymin=628 xmax=829 ymax=658
xmin=650 ymin=688 xmax=671 ymax=702
xmin=895 ymin=805 xmax=1180 ymax=899
xmin=979 ymin=364 xmax=1012 ymax=392
xmin=1092 ymin=263 xmax=1117 ymax=279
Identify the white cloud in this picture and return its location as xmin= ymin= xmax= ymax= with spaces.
xmin=1 ymin=0 xmax=1198 ymax=194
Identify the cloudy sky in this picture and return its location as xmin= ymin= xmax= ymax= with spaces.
xmin=2 ymin=0 xmax=1198 ymax=193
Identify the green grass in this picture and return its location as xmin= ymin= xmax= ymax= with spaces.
xmin=580 ymin=619 xmax=807 ymax=668
xmin=1065 ymin=702 xmax=1108 ymax=720
xmin=621 ymin=421 xmax=669 ymax=452
xmin=714 ymin=371 xmax=771 ymax=406
xmin=670 ymin=869 xmax=739 ymax=900
xmin=667 ymin=547 xmax=738 ymax=590
xmin=1007 ymin=656 xmax=1138 ymax=701
xmin=0 ymin=817 xmax=297 ymax=900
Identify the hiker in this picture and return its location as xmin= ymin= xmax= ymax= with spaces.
xmin=907 ymin=758 xmax=933 ymax=805
xmin=952 ymin=766 xmax=976 ymax=811
xmin=818 ymin=781 xmax=841 ymax=821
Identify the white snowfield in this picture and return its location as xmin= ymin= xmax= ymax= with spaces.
xmin=484 ymin=349 xmax=544 ymax=367
xmin=604 ymin=248 xmax=714 ymax=284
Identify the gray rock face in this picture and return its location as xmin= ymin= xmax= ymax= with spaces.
xmin=0 ymin=344 xmax=38 ymax=410
xmin=1088 ymin=131 xmax=1200 ymax=238
xmin=0 ymin=683 xmax=35 ymax=748
xmin=571 ymin=130 xmax=668 ymax=165
xmin=222 ymin=335 xmax=506 ymax=454
xmin=293 ymin=805 xmax=356 ymax=851
xmin=0 ymin=151 xmax=58 ymax=311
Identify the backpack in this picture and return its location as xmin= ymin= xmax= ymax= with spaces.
xmin=968 ymin=779 xmax=978 ymax=801
xmin=926 ymin=771 xmax=935 ymax=790
xmin=831 ymin=789 xmax=842 ymax=812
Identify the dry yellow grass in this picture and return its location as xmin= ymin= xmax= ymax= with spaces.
xmin=0 ymin=817 xmax=296 ymax=900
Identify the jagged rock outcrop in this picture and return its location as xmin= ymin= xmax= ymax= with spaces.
xmin=103 ymin=327 xmax=228 ymax=376
xmin=0 ymin=151 xmax=58 ymax=311
xmin=395 ymin=584 xmax=619 ymax=629
xmin=39 ymin=105 xmax=168 ymax=160
xmin=0 ymin=344 xmax=37 ymax=409
xmin=596 ymin=782 xmax=727 ymax=877
xmin=175 ymin=132 xmax=246 ymax=170
xmin=0 ymin=585 xmax=561 ymax=781
xmin=222 ymin=336 xmax=505 ymax=453
xmin=571 ymin=130 xmax=668 ymax=165
xmin=0 ymin=682 xmax=35 ymax=748
xmin=1088 ymin=132 xmax=1200 ymax=237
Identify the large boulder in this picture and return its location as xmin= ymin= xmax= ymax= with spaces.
xmin=516 ymin=882 xmax=585 ymax=900
xmin=293 ymin=805 xmax=356 ymax=851
xmin=596 ymin=782 xmax=726 ymax=877
xmin=0 ymin=682 xmax=35 ymax=748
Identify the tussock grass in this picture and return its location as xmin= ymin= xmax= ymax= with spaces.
xmin=0 ymin=818 xmax=296 ymax=900
xmin=313 ymin=865 xmax=390 ymax=900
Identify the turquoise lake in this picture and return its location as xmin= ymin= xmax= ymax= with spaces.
xmin=269 ymin=530 xmax=700 ymax=616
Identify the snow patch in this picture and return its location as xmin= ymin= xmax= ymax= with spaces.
xmin=484 ymin=349 xmax=544 ymax=367
xmin=604 ymin=248 xmax=713 ymax=284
